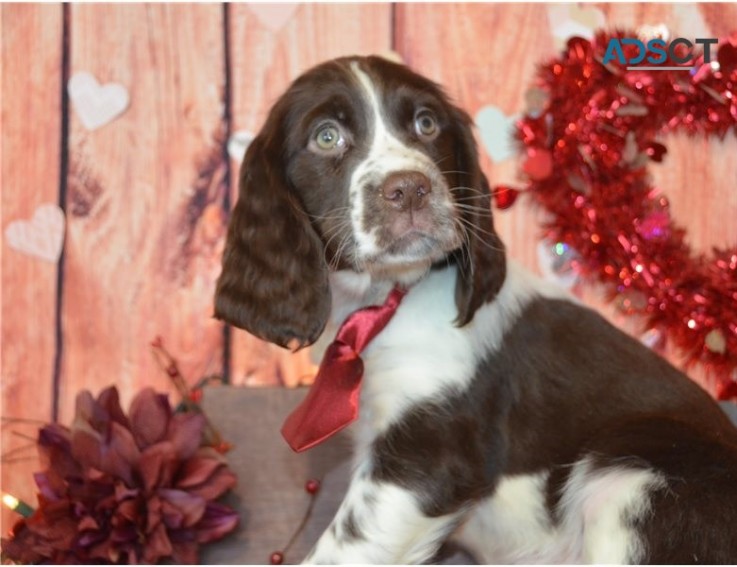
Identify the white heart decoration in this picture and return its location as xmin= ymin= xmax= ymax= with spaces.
xmin=248 ymin=4 xmax=299 ymax=33
xmin=475 ymin=106 xmax=520 ymax=163
xmin=5 ymin=203 xmax=66 ymax=263
xmin=68 ymin=72 xmax=130 ymax=131
xmin=547 ymin=4 xmax=605 ymax=47
xmin=227 ymin=130 xmax=255 ymax=162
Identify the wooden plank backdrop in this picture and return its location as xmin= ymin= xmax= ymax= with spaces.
xmin=1 ymin=3 xmax=63 ymax=534
xmin=1 ymin=2 xmax=736 ymax=533
xmin=60 ymin=4 xmax=227 ymax=424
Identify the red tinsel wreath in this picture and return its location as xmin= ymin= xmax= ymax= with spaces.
xmin=510 ymin=30 xmax=737 ymax=400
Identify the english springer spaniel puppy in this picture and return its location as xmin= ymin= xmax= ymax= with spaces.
xmin=215 ymin=55 xmax=737 ymax=564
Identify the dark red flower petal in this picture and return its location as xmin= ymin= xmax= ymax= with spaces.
xmin=114 ymin=482 xmax=139 ymax=501
xmin=34 ymin=469 xmax=67 ymax=500
xmin=1 ymin=521 xmax=45 ymax=563
xmin=97 ymin=386 xmax=131 ymax=429
xmin=166 ymin=411 xmax=206 ymax=460
xmin=78 ymin=515 xmax=100 ymax=531
xmin=97 ymin=421 xmax=140 ymax=486
xmin=86 ymin=536 xmax=114 ymax=562
xmin=158 ymin=488 xmax=207 ymax=528
xmin=143 ymin=522 xmax=174 ymax=564
xmin=176 ymin=454 xmax=223 ymax=488
xmin=76 ymin=527 xmax=106 ymax=548
xmin=139 ymin=441 xmax=178 ymax=492
xmin=147 ymin=494 xmax=163 ymax=534
xmin=71 ymin=420 xmax=104 ymax=471
xmin=196 ymin=502 xmax=239 ymax=544
xmin=116 ymin=498 xmax=138 ymax=522
xmin=183 ymin=464 xmax=238 ymax=501
xmin=26 ymin=497 xmax=77 ymax=549
xmin=129 ymin=387 xmax=172 ymax=449
xmin=74 ymin=390 xmax=100 ymax=428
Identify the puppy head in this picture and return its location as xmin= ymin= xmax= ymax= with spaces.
xmin=215 ymin=56 xmax=505 ymax=348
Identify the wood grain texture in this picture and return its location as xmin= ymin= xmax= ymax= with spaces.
xmin=597 ymin=2 xmax=737 ymax=40
xmin=397 ymin=3 xmax=736 ymax=394
xmin=1 ymin=3 xmax=61 ymax=535
xmin=59 ymin=4 xmax=227 ymax=421
xmin=227 ymin=3 xmax=392 ymax=386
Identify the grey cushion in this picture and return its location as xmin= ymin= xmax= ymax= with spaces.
xmin=200 ymin=387 xmax=352 ymax=565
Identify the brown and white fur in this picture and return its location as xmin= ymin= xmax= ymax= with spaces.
xmin=215 ymin=56 xmax=737 ymax=564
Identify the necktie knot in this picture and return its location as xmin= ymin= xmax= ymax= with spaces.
xmin=327 ymin=339 xmax=361 ymax=363
xmin=281 ymin=286 xmax=407 ymax=452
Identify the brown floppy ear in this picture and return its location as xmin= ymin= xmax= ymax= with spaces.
xmin=450 ymin=107 xmax=507 ymax=326
xmin=214 ymin=134 xmax=331 ymax=349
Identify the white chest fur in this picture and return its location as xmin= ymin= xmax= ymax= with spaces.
xmin=359 ymin=267 xmax=475 ymax=436
xmin=324 ymin=261 xmax=571 ymax=453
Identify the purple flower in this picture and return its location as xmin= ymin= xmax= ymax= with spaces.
xmin=2 ymin=386 xmax=238 ymax=564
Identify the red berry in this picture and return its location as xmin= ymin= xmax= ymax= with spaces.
xmin=188 ymin=389 xmax=203 ymax=403
xmin=305 ymin=479 xmax=321 ymax=495
xmin=270 ymin=551 xmax=284 ymax=565
xmin=493 ymin=185 xmax=520 ymax=209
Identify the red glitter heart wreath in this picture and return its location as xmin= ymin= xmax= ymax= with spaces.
xmin=508 ymin=30 xmax=737 ymax=400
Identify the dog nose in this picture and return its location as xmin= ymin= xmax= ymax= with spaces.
xmin=380 ymin=171 xmax=432 ymax=211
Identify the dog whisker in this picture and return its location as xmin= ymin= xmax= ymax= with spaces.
xmin=455 ymin=217 xmax=504 ymax=252
xmin=308 ymin=207 xmax=353 ymax=222
xmin=328 ymin=229 xmax=356 ymax=271
xmin=454 ymin=203 xmax=492 ymax=214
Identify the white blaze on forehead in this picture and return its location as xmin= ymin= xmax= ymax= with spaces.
xmin=347 ymin=61 xmax=452 ymax=261
xmin=348 ymin=61 xmax=425 ymax=168
xmin=347 ymin=61 xmax=381 ymax=258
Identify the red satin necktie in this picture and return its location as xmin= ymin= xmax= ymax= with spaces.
xmin=281 ymin=286 xmax=407 ymax=452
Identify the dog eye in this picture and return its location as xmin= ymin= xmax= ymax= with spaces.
xmin=414 ymin=110 xmax=439 ymax=139
xmin=313 ymin=124 xmax=345 ymax=152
